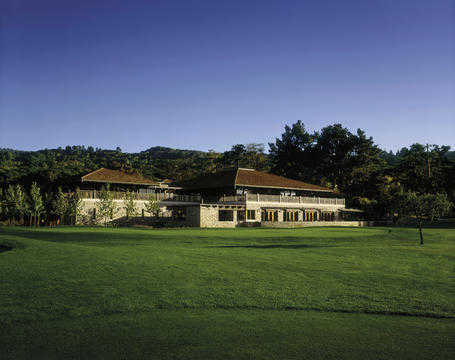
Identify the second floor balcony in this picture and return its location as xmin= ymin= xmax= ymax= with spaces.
xmin=79 ymin=190 xmax=345 ymax=206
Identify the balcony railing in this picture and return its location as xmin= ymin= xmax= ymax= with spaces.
xmin=79 ymin=190 xmax=200 ymax=203
xmin=246 ymin=193 xmax=345 ymax=205
xmin=79 ymin=190 xmax=345 ymax=206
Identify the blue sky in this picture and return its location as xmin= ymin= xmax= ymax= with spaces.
xmin=1 ymin=0 xmax=454 ymax=152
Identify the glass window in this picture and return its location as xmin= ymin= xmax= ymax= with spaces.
xmin=172 ymin=207 xmax=186 ymax=220
xmin=219 ymin=210 xmax=233 ymax=221
xmin=247 ymin=210 xmax=255 ymax=220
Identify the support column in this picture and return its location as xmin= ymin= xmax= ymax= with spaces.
xmin=277 ymin=209 xmax=284 ymax=222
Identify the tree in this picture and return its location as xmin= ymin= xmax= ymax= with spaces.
xmin=123 ymin=190 xmax=137 ymax=219
xmin=4 ymin=184 xmax=27 ymax=225
xmin=4 ymin=185 xmax=18 ymax=224
xmin=14 ymin=184 xmax=28 ymax=225
xmin=96 ymin=184 xmax=117 ymax=226
xmin=29 ymin=182 xmax=44 ymax=227
xmin=0 ymin=188 xmax=3 ymax=218
xmin=399 ymin=192 xmax=452 ymax=245
xmin=52 ymin=187 xmax=68 ymax=225
xmin=144 ymin=194 xmax=160 ymax=218
xmin=68 ymin=188 xmax=83 ymax=225
xmin=394 ymin=144 xmax=451 ymax=194
xmin=268 ymin=121 xmax=315 ymax=181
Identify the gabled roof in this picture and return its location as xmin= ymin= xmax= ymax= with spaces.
xmin=180 ymin=168 xmax=238 ymax=189
xmin=236 ymin=168 xmax=332 ymax=192
xmin=82 ymin=168 xmax=158 ymax=186
xmin=181 ymin=168 xmax=333 ymax=192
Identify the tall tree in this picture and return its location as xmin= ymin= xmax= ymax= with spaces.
xmin=52 ymin=187 xmax=68 ymax=225
xmin=395 ymin=144 xmax=452 ymax=194
xmin=68 ymin=188 xmax=83 ymax=225
xmin=14 ymin=184 xmax=28 ymax=225
xmin=29 ymin=182 xmax=44 ymax=227
xmin=4 ymin=184 xmax=27 ymax=225
xmin=268 ymin=121 xmax=315 ymax=181
xmin=217 ymin=143 xmax=269 ymax=171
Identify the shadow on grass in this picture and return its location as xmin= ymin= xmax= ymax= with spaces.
xmin=0 ymin=227 xmax=155 ymax=245
xmin=213 ymin=244 xmax=336 ymax=249
xmin=0 ymin=245 xmax=13 ymax=253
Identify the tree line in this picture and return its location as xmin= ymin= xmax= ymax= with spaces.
xmin=0 ymin=121 xmax=454 ymax=227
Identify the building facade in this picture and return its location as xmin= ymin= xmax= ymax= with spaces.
xmin=78 ymin=167 xmax=364 ymax=227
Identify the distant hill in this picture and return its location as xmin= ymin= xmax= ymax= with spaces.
xmin=139 ymin=146 xmax=210 ymax=159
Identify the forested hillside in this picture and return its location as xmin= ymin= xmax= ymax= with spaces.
xmin=0 ymin=144 xmax=269 ymax=193
xmin=1 ymin=123 xmax=454 ymax=217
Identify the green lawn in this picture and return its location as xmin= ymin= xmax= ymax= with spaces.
xmin=0 ymin=226 xmax=454 ymax=359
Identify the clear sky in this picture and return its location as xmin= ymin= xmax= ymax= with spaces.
xmin=1 ymin=0 xmax=454 ymax=153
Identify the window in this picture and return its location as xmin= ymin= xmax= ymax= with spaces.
xmin=285 ymin=210 xmax=298 ymax=222
xmin=321 ymin=212 xmax=334 ymax=221
xmin=219 ymin=210 xmax=233 ymax=221
xmin=247 ymin=210 xmax=255 ymax=220
xmin=172 ymin=207 xmax=186 ymax=220
xmin=262 ymin=209 xmax=278 ymax=221
xmin=237 ymin=210 xmax=246 ymax=221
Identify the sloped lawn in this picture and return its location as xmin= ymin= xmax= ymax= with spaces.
xmin=0 ymin=226 xmax=454 ymax=359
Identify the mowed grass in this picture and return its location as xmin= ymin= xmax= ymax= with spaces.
xmin=0 ymin=226 xmax=454 ymax=359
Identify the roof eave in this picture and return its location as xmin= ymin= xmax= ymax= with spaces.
xmin=236 ymin=183 xmax=333 ymax=192
xmin=81 ymin=179 xmax=158 ymax=186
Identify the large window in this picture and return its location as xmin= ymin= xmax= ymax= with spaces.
xmin=237 ymin=210 xmax=245 ymax=221
xmin=321 ymin=212 xmax=334 ymax=221
xmin=247 ymin=210 xmax=256 ymax=220
xmin=172 ymin=207 xmax=186 ymax=220
xmin=262 ymin=209 xmax=278 ymax=222
xmin=304 ymin=211 xmax=318 ymax=221
xmin=284 ymin=210 xmax=299 ymax=222
xmin=219 ymin=210 xmax=234 ymax=221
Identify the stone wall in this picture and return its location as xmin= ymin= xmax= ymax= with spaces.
xmin=199 ymin=205 xmax=240 ymax=228
xmin=80 ymin=199 xmax=198 ymax=225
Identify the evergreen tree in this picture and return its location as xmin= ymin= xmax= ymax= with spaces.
xmin=268 ymin=121 xmax=315 ymax=181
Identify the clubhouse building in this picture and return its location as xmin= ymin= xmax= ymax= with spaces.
xmin=79 ymin=167 xmax=363 ymax=227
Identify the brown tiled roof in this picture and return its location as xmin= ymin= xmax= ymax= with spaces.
xmin=179 ymin=168 xmax=238 ymax=190
xmin=181 ymin=168 xmax=332 ymax=192
xmin=236 ymin=168 xmax=332 ymax=191
xmin=82 ymin=168 xmax=158 ymax=186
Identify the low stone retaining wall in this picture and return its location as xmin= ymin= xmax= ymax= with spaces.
xmin=261 ymin=221 xmax=373 ymax=228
